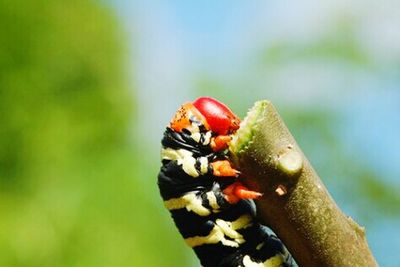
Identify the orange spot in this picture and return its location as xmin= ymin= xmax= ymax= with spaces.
xmin=170 ymin=102 xmax=209 ymax=132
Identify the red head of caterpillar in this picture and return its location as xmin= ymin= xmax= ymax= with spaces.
xmin=192 ymin=97 xmax=240 ymax=135
xmin=170 ymin=97 xmax=240 ymax=136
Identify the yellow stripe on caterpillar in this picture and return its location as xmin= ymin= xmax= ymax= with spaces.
xmin=206 ymin=191 xmax=220 ymax=211
xmin=215 ymin=219 xmax=245 ymax=244
xmin=231 ymin=214 xmax=253 ymax=230
xmin=191 ymin=132 xmax=201 ymax=143
xmin=215 ymin=214 xmax=252 ymax=244
xmin=181 ymin=156 xmax=199 ymax=177
xmin=164 ymin=193 xmax=211 ymax=216
xmin=199 ymin=157 xmax=209 ymax=175
xmin=202 ymin=131 xmax=212 ymax=145
xmin=185 ymin=215 xmax=253 ymax=248
xmin=186 ymin=123 xmax=200 ymax=134
xmin=185 ymin=225 xmax=240 ymax=248
xmin=161 ymin=148 xmax=203 ymax=177
xmin=242 ymin=254 xmax=284 ymax=267
xmin=161 ymin=148 xmax=193 ymax=161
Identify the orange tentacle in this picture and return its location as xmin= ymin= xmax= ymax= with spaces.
xmin=210 ymin=135 xmax=232 ymax=152
xmin=211 ymin=160 xmax=240 ymax=177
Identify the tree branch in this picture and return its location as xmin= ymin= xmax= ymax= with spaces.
xmin=229 ymin=100 xmax=378 ymax=267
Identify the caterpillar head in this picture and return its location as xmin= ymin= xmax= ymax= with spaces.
xmin=192 ymin=97 xmax=240 ymax=135
xmin=170 ymin=97 xmax=240 ymax=135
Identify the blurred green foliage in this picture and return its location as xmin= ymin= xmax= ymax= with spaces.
xmin=0 ymin=0 xmax=132 ymax=188
xmin=261 ymin=18 xmax=377 ymax=68
xmin=0 ymin=0 xmax=191 ymax=266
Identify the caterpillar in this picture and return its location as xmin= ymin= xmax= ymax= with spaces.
xmin=158 ymin=97 xmax=294 ymax=267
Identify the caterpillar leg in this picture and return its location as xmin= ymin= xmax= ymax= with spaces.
xmin=211 ymin=160 xmax=240 ymax=177
xmin=223 ymin=182 xmax=262 ymax=204
xmin=211 ymin=135 xmax=232 ymax=151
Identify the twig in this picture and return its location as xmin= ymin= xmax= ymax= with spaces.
xmin=229 ymin=100 xmax=378 ymax=267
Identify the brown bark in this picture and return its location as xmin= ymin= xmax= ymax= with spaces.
xmin=229 ymin=100 xmax=378 ymax=267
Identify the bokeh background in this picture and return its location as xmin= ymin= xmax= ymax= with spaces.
xmin=1 ymin=0 xmax=399 ymax=266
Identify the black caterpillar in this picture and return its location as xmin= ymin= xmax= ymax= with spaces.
xmin=158 ymin=97 xmax=294 ymax=267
